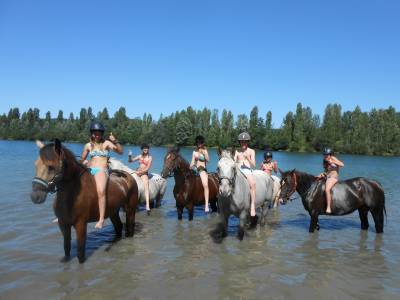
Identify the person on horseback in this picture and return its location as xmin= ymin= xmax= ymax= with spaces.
xmin=260 ymin=150 xmax=280 ymax=207
xmin=128 ymin=143 xmax=153 ymax=215
xmin=234 ymin=132 xmax=257 ymax=217
xmin=190 ymin=135 xmax=210 ymax=212
xmin=260 ymin=151 xmax=278 ymax=176
xmin=319 ymin=147 xmax=344 ymax=214
xmin=81 ymin=121 xmax=123 ymax=228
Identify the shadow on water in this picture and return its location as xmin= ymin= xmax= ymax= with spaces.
xmin=67 ymin=222 xmax=144 ymax=261
xmin=281 ymin=215 xmax=360 ymax=231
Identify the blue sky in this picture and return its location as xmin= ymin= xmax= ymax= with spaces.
xmin=0 ymin=0 xmax=399 ymax=127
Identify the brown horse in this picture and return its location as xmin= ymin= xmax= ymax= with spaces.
xmin=161 ymin=148 xmax=219 ymax=220
xmin=30 ymin=139 xmax=139 ymax=263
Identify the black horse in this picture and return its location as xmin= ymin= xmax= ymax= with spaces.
xmin=279 ymin=169 xmax=386 ymax=233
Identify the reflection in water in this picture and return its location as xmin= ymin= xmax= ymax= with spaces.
xmin=0 ymin=141 xmax=399 ymax=299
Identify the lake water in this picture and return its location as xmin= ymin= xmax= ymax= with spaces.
xmin=0 ymin=140 xmax=399 ymax=299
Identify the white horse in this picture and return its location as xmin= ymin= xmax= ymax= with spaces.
xmin=109 ymin=158 xmax=167 ymax=208
xmin=211 ymin=149 xmax=275 ymax=242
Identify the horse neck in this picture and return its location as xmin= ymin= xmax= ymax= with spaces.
xmin=173 ymin=156 xmax=190 ymax=183
xmin=295 ymin=171 xmax=317 ymax=198
xmin=233 ymin=165 xmax=248 ymax=195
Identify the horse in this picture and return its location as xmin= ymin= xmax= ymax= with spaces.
xmin=161 ymin=148 xmax=219 ymax=221
xmin=279 ymin=169 xmax=386 ymax=233
xmin=210 ymin=149 xmax=275 ymax=242
xmin=30 ymin=139 xmax=139 ymax=263
xmin=109 ymin=158 xmax=167 ymax=209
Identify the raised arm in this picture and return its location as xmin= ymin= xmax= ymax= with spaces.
xmin=81 ymin=143 xmax=90 ymax=166
xmin=203 ymin=148 xmax=210 ymax=162
xmin=331 ymin=156 xmax=344 ymax=167
xmin=129 ymin=155 xmax=141 ymax=163
xmin=107 ymin=132 xmax=123 ymax=154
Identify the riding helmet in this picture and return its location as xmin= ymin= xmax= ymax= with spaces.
xmin=238 ymin=132 xmax=251 ymax=141
xmin=264 ymin=151 xmax=273 ymax=160
xmin=90 ymin=121 xmax=105 ymax=132
xmin=323 ymin=147 xmax=334 ymax=155
xmin=195 ymin=135 xmax=205 ymax=145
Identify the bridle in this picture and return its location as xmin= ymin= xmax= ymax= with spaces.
xmin=282 ymin=172 xmax=298 ymax=201
xmin=32 ymin=160 xmax=65 ymax=194
xmin=218 ymin=164 xmax=237 ymax=192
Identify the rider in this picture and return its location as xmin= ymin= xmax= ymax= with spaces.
xmin=260 ymin=150 xmax=280 ymax=207
xmin=234 ymin=132 xmax=257 ymax=217
xmin=318 ymin=147 xmax=344 ymax=214
xmin=190 ymin=135 xmax=210 ymax=212
xmin=128 ymin=143 xmax=153 ymax=215
xmin=81 ymin=121 xmax=123 ymax=228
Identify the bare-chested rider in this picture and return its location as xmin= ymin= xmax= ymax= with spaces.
xmin=234 ymin=132 xmax=257 ymax=217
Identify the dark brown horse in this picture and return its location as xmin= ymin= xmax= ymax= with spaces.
xmin=31 ymin=139 xmax=139 ymax=263
xmin=161 ymin=148 xmax=219 ymax=220
xmin=279 ymin=169 xmax=386 ymax=233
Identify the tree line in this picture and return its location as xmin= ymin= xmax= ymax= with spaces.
xmin=1 ymin=103 xmax=399 ymax=156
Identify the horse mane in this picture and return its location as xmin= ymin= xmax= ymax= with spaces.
xmin=293 ymin=170 xmax=318 ymax=196
xmin=40 ymin=143 xmax=85 ymax=174
xmin=167 ymin=149 xmax=190 ymax=170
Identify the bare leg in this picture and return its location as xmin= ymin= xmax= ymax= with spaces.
xmin=247 ymin=174 xmax=256 ymax=217
xmin=95 ymin=170 xmax=107 ymax=229
xmin=325 ymin=177 xmax=337 ymax=214
xmin=141 ymin=174 xmax=150 ymax=214
xmin=200 ymin=171 xmax=209 ymax=212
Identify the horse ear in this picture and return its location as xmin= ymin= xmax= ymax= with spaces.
xmin=54 ymin=139 xmax=62 ymax=156
xmin=36 ymin=140 xmax=45 ymax=149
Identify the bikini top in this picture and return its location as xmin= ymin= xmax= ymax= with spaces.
xmin=324 ymin=159 xmax=339 ymax=173
xmin=262 ymin=161 xmax=276 ymax=172
xmin=194 ymin=152 xmax=206 ymax=162
xmin=88 ymin=149 xmax=110 ymax=159
xmin=139 ymin=157 xmax=150 ymax=166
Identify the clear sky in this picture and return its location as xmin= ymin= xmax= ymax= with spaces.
xmin=0 ymin=0 xmax=399 ymax=127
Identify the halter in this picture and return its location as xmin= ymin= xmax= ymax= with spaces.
xmin=281 ymin=171 xmax=297 ymax=201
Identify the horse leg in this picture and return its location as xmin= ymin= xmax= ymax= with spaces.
xmin=177 ymin=204 xmax=184 ymax=220
xmin=59 ymin=223 xmax=71 ymax=262
xmin=260 ymin=205 xmax=268 ymax=227
xmin=309 ymin=211 xmax=319 ymax=233
xmin=110 ymin=212 xmax=123 ymax=240
xmin=210 ymin=199 xmax=218 ymax=213
xmin=188 ymin=202 xmax=194 ymax=221
xmin=155 ymin=192 xmax=162 ymax=208
xmin=74 ymin=221 xmax=87 ymax=263
xmin=238 ymin=211 xmax=247 ymax=240
xmin=125 ymin=200 xmax=136 ymax=238
xmin=371 ymin=208 xmax=384 ymax=233
xmin=358 ymin=207 xmax=369 ymax=231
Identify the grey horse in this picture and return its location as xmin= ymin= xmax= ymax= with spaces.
xmin=210 ymin=149 xmax=275 ymax=242
xmin=109 ymin=158 xmax=167 ymax=208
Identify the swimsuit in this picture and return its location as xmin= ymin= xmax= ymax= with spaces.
xmin=88 ymin=146 xmax=110 ymax=176
xmin=90 ymin=167 xmax=109 ymax=176
xmin=240 ymin=165 xmax=253 ymax=175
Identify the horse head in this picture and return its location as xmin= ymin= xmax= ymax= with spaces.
xmin=217 ymin=150 xmax=237 ymax=197
xmin=31 ymin=139 xmax=67 ymax=204
xmin=161 ymin=148 xmax=180 ymax=178
xmin=279 ymin=168 xmax=297 ymax=204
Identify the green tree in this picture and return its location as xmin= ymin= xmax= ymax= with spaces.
xmin=176 ymin=116 xmax=192 ymax=146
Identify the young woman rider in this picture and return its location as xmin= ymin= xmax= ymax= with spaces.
xmin=190 ymin=135 xmax=210 ymax=212
xmin=128 ymin=144 xmax=153 ymax=215
xmin=234 ymin=132 xmax=257 ymax=217
xmin=260 ymin=150 xmax=280 ymax=207
xmin=319 ymin=147 xmax=344 ymax=214
xmin=81 ymin=121 xmax=123 ymax=228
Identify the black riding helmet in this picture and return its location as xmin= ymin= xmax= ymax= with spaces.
xmin=264 ymin=151 xmax=273 ymax=160
xmin=323 ymin=147 xmax=334 ymax=155
xmin=195 ymin=135 xmax=205 ymax=145
xmin=90 ymin=121 xmax=105 ymax=132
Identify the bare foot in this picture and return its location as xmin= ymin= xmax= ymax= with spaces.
xmin=205 ymin=205 xmax=209 ymax=213
xmin=326 ymin=208 xmax=332 ymax=214
xmin=95 ymin=219 xmax=104 ymax=229
xmin=52 ymin=218 xmax=58 ymax=223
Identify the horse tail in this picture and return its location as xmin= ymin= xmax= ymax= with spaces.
xmin=369 ymin=179 xmax=387 ymax=225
